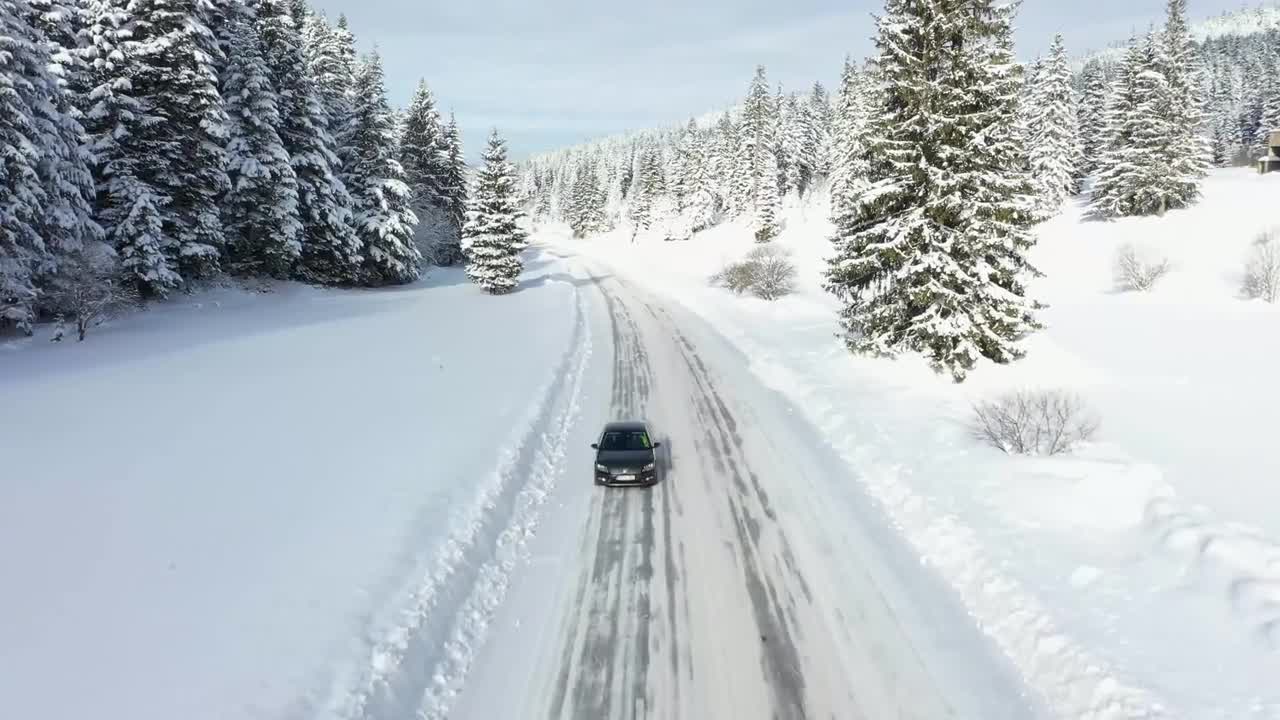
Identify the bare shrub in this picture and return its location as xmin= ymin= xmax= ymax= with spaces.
xmin=1113 ymin=243 xmax=1172 ymax=292
xmin=1242 ymin=230 xmax=1280 ymax=303
xmin=709 ymin=244 xmax=797 ymax=300
xmin=748 ymin=246 xmax=797 ymax=300
xmin=43 ymin=253 xmax=139 ymax=341
xmin=971 ymin=389 xmax=1100 ymax=456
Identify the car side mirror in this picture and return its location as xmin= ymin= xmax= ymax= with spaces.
xmin=590 ymin=443 xmax=598 ymax=449
xmin=652 ymin=441 xmax=662 ymax=449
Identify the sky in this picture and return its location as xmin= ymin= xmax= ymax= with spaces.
xmin=310 ymin=0 xmax=1258 ymax=162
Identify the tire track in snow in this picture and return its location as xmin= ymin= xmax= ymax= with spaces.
xmin=550 ymin=276 xmax=660 ymax=720
xmin=323 ymin=284 xmax=592 ymax=720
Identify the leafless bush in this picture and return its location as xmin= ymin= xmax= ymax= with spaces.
xmin=1242 ymin=230 xmax=1280 ymax=303
xmin=43 ymin=253 xmax=139 ymax=341
xmin=971 ymin=389 xmax=1100 ymax=456
xmin=749 ymin=247 xmax=797 ymax=300
xmin=709 ymin=244 xmax=797 ymax=300
xmin=1113 ymin=243 xmax=1172 ymax=292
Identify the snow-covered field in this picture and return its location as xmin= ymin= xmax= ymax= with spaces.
xmin=0 ymin=264 xmax=587 ymax=720
xmin=538 ymin=167 xmax=1280 ymax=719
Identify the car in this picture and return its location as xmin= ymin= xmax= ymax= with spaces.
xmin=592 ymin=421 xmax=662 ymax=487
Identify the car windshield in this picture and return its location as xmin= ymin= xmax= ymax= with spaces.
xmin=598 ymin=430 xmax=651 ymax=452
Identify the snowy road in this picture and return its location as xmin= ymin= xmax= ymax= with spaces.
xmin=452 ymin=252 xmax=1039 ymax=720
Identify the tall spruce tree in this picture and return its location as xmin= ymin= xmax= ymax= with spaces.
xmin=221 ymin=6 xmax=302 ymax=277
xmin=1078 ymin=59 xmax=1110 ymax=176
xmin=824 ymin=0 xmax=1041 ymax=382
xmin=1 ymin=0 xmax=50 ymax=328
xmin=345 ymin=51 xmax=421 ymax=284
xmin=1156 ymin=0 xmax=1210 ymax=209
xmin=808 ymin=81 xmax=833 ymax=180
xmin=256 ymin=0 xmax=360 ymax=284
xmin=436 ymin=112 xmax=467 ymax=265
xmin=16 ymin=0 xmax=105 ymax=284
xmin=127 ymin=0 xmax=231 ymax=280
xmin=1091 ymin=38 xmax=1147 ymax=218
xmin=1026 ymin=34 xmax=1083 ymax=211
xmin=81 ymin=0 xmax=178 ymax=296
xmin=463 ymin=130 xmax=527 ymax=294
xmin=400 ymin=80 xmax=456 ymax=264
xmin=830 ymin=57 xmax=871 ymax=232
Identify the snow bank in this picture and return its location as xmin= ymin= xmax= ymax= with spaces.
xmin=0 ymin=262 xmax=582 ymax=720
xmin=540 ymin=168 xmax=1280 ymax=718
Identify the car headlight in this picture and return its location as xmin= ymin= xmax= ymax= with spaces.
xmin=595 ymin=464 xmax=608 ymax=473
xmin=643 ymin=462 xmax=655 ymax=471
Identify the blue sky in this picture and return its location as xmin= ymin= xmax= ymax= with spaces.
xmin=310 ymin=0 xmax=1249 ymax=161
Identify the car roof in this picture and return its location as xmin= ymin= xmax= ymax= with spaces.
xmin=602 ymin=421 xmax=648 ymax=432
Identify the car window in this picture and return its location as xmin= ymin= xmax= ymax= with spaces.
xmin=599 ymin=431 xmax=651 ymax=451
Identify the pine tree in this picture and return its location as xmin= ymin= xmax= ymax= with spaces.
xmin=400 ymin=80 xmax=449 ymax=211
xmin=436 ymin=113 xmax=467 ymax=266
xmin=463 ymin=130 xmax=527 ymax=294
xmin=784 ymin=93 xmax=816 ymax=198
xmin=81 ymin=0 xmax=179 ymax=296
xmin=567 ymin=158 xmax=607 ymax=237
xmin=824 ymin=0 xmax=1041 ymax=382
xmin=345 ymin=51 xmax=421 ymax=284
xmin=830 ymin=57 xmax=871 ymax=229
xmin=1078 ymin=59 xmax=1110 ymax=175
xmin=1156 ymin=0 xmax=1210 ymax=209
xmin=712 ymin=112 xmax=740 ymax=215
xmin=303 ymin=11 xmax=350 ymax=142
xmin=221 ymin=7 xmax=302 ymax=277
xmin=15 ymin=0 xmax=106 ymax=291
xmin=754 ymin=148 xmax=781 ymax=243
xmin=127 ymin=0 xmax=231 ymax=280
xmin=1091 ymin=38 xmax=1148 ymax=218
xmin=1026 ymin=34 xmax=1083 ymax=211
xmin=256 ymin=0 xmax=361 ymax=284
xmin=807 ymin=81 xmax=833 ymax=180
xmin=1 ymin=0 xmax=49 ymax=329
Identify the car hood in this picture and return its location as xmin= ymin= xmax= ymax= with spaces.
xmin=596 ymin=450 xmax=654 ymax=468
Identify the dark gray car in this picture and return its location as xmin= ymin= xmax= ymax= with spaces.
xmin=592 ymin=421 xmax=661 ymax=487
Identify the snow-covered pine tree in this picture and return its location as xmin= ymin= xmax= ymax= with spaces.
xmin=256 ymin=0 xmax=361 ymax=285
xmin=824 ymin=0 xmax=1041 ymax=382
xmin=400 ymin=81 xmax=448 ymax=210
xmin=345 ymin=51 xmax=421 ymax=284
xmin=567 ymin=157 xmax=607 ymax=237
xmin=303 ymin=11 xmax=349 ymax=141
xmin=1077 ymin=59 xmax=1110 ymax=175
xmin=830 ymin=57 xmax=871 ymax=227
xmin=754 ymin=148 xmax=781 ymax=243
xmin=463 ymin=130 xmax=527 ymax=294
xmin=772 ymin=86 xmax=792 ymax=198
xmin=670 ymin=119 xmax=698 ymax=211
xmin=685 ymin=126 xmax=721 ymax=233
xmin=807 ymin=81 xmax=833 ymax=181
xmin=400 ymin=80 xmax=456 ymax=264
xmin=14 ymin=0 xmax=106 ymax=297
xmin=221 ymin=6 xmax=302 ymax=277
xmin=784 ymin=93 xmax=816 ymax=198
xmin=730 ymin=67 xmax=773 ymax=217
xmin=1091 ymin=37 xmax=1147 ymax=218
xmin=80 ymin=0 xmax=178 ymax=296
xmin=628 ymin=149 xmax=654 ymax=241
xmin=127 ymin=0 xmax=231 ymax=280
xmin=1155 ymin=0 xmax=1210 ymax=210
xmin=1 ymin=0 xmax=49 ymax=330
xmin=712 ymin=112 xmax=740 ymax=215
xmin=437 ymin=113 xmax=467 ymax=265
xmin=1026 ymin=34 xmax=1083 ymax=211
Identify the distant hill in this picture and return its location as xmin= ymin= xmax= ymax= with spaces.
xmin=1072 ymin=2 xmax=1280 ymax=70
